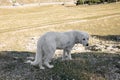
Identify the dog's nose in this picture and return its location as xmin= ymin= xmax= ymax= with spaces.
xmin=86 ymin=43 xmax=89 ymax=46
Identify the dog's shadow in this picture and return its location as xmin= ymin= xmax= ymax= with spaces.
xmin=0 ymin=51 xmax=120 ymax=80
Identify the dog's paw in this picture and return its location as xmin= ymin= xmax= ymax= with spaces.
xmin=48 ymin=65 xmax=54 ymax=69
xmin=44 ymin=62 xmax=54 ymax=69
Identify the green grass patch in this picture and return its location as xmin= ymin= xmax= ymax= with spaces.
xmin=0 ymin=51 xmax=120 ymax=80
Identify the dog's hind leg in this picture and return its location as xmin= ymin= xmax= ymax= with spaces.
xmin=44 ymin=53 xmax=55 ymax=68
xmin=30 ymin=47 xmax=43 ymax=67
xmin=43 ymin=44 xmax=56 ymax=69
xmin=62 ymin=49 xmax=68 ymax=60
xmin=39 ymin=62 xmax=45 ymax=69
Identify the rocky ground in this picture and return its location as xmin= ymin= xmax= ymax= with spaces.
xmin=25 ymin=35 xmax=120 ymax=53
xmin=87 ymin=35 xmax=120 ymax=53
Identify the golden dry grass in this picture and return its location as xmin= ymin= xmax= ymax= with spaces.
xmin=0 ymin=0 xmax=68 ymax=6
xmin=0 ymin=3 xmax=120 ymax=51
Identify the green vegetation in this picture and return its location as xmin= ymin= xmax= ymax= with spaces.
xmin=76 ymin=0 xmax=120 ymax=5
xmin=0 ymin=51 xmax=120 ymax=80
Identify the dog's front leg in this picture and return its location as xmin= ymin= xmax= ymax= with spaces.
xmin=62 ymin=49 xmax=68 ymax=60
xmin=62 ymin=49 xmax=72 ymax=60
xmin=66 ymin=49 xmax=72 ymax=60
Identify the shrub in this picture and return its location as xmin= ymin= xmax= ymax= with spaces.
xmin=76 ymin=0 xmax=119 ymax=5
xmin=76 ymin=0 xmax=101 ymax=5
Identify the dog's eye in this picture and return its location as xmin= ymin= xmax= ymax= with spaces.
xmin=83 ymin=38 xmax=85 ymax=40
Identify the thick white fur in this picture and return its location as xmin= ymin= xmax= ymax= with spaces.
xmin=28 ymin=30 xmax=89 ymax=69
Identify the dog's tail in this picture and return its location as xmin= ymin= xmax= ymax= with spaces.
xmin=32 ymin=48 xmax=42 ymax=65
xmin=26 ymin=47 xmax=42 ymax=66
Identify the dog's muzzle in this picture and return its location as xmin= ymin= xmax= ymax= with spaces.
xmin=86 ymin=43 xmax=89 ymax=46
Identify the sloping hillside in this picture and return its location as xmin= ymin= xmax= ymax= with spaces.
xmin=0 ymin=2 xmax=120 ymax=51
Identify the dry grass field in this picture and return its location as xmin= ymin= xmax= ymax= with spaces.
xmin=0 ymin=2 xmax=120 ymax=80
xmin=0 ymin=2 xmax=120 ymax=51
xmin=0 ymin=0 xmax=69 ymax=6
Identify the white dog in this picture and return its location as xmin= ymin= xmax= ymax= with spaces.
xmin=27 ymin=30 xmax=89 ymax=69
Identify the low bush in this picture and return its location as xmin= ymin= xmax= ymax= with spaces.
xmin=76 ymin=0 xmax=119 ymax=5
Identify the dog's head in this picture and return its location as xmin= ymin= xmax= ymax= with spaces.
xmin=76 ymin=31 xmax=89 ymax=46
xmin=81 ymin=33 xmax=89 ymax=46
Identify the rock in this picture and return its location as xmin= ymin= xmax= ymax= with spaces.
xmin=107 ymin=45 xmax=114 ymax=51
xmin=114 ymin=45 xmax=120 ymax=49
xmin=116 ymin=36 xmax=120 ymax=41
xmin=72 ymin=44 xmax=86 ymax=52
xmin=87 ymin=44 xmax=102 ymax=51
xmin=13 ymin=2 xmax=21 ymax=6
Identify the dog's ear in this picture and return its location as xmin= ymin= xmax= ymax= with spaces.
xmin=74 ymin=33 xmax=81 ymax=43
